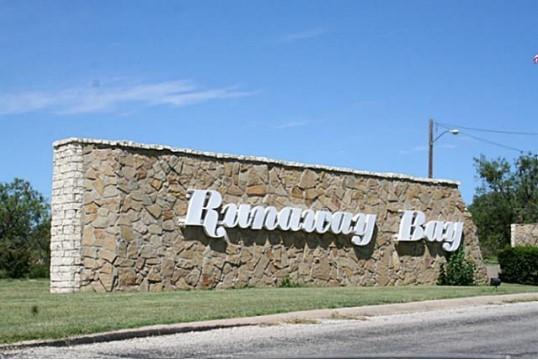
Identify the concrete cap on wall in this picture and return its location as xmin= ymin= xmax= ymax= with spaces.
xmin=53 ymin=137 xmax=461 ymax=187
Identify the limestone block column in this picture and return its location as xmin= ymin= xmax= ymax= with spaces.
xmin=50 ymin=142 xmax=84 ymax=293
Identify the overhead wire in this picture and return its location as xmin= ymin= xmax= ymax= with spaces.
xmin=458 ymin=132 xmax=526 ymax=153
xmin=437 ymin=122 xmax=538 ymax=136
xmin=436 ymin=122 xmax=530 ymax=153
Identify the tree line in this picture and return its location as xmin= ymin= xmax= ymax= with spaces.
xmin=469 ymin=153 xmax=538 ymax=259
xmin=0 ymin=179 xmax=50 ymax=278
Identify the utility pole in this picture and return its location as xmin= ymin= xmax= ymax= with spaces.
xmin=428 ymin=119 xmax=459 ymax=179
xmin=428 ymin=119 xmax=433 ymax=178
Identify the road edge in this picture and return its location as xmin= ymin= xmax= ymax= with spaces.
xmin=2 ymin=292 xmax=538 ymax=351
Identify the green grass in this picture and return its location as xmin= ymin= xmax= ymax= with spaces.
xmin=1 ymin=279 xmax=538 ymax=344
xmin=483 ymin=255 xmax=499 ymax=265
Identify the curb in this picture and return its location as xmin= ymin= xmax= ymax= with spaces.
xmin=2 ymin=292 xmax=538 ymax=351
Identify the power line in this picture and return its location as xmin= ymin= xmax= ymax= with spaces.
xmin=458 ymin=131 xmax=526 ymax=153
xmin=437 ymin=121 xmax=538 ymax=136
xmin=435 ymin=122 xmax=530 ymax=152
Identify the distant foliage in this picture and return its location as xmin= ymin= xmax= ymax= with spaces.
xmin=438 ymin=247 xmax=476 ymax=286
xmin=0 ymin=178 xmax=50 ymax=278
xmin=498 ymin=246 xmax=538 ymax=285
xmin=469 ymin=153 xmax=538 ymax=258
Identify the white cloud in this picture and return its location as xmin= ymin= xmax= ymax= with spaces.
xmin=274 ymin=120 xmax=310 ymax=129
xmin=281 ymin=28 xmax=327 ymax=43
xmin=0 ymin=80 xmax=256 ymax=115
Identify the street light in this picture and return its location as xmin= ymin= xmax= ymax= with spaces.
xmin=428 ymin=119 xmax=459 ymax=178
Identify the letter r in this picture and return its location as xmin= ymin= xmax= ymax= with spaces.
xmin=185 ymin=189 xmax=226 ymax=238
xmin=185 ymin=190 xmax=208 ymax=226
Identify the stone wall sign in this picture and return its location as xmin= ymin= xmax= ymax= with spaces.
xmin=184 ymin=189 xmax=463 ymax=252
xmin=50 ymin=138 xmax=487 ymax=293
xmin=184 ymin=189 xmax=377 ymax=246
xmin=397 ymin=210 xmax=463 ymax=252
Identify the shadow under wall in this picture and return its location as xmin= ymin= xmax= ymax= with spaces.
xmin=182 ymin=225 xmax=379 ymax=259
xmin=183 ymin=225 xmax=454 ymax=263
xmin=396 ymin=241 xmax=425 ymax=257
xmin=353 ymin=226 xmax=377 ymax=260
xmin=395 ymin=238 xmax=446 ymax=258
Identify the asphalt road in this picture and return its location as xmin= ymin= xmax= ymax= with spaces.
xmin=4 ymin=301 xmax=538 ymax=358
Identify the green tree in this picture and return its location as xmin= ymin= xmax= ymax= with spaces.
xmin=469 ymin=154 xmax=538 ymax=258
xmin=0 ymin=178 xmax=50 ymax=278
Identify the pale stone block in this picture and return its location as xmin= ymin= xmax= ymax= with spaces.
xmin=50 ymin=142 xmax=84 ymax=293
xmin=51 ymin=257 xmax=76 ymax=267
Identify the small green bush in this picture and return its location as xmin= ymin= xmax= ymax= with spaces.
xmin=0 ymin=244 xmax=32 ymax=279
xmin=438 ymin=247 xmax=476 ymax=286
xmin=498 ymin=246 xmax=538 ymax=285
xmin=279 ymin=276 xmax=301 ymax=288
xmin=28 ymin=264 xmax=49 ymax=279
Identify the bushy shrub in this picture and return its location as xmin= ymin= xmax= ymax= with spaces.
xmin=498 ymin=246 xmax=538 ymax=285
xmin=279 ymin=276 xmax=301 ymax=288
xmin=438 ymin=247 xmax=476 ymax=286
xmin=28 ymin=263 xmax=50 ymax=279
xmin=0 ymin=243 xmax=31 ymax=278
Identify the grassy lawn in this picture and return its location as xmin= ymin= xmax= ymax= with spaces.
xmin=1 ymin=279 xmax=538 ymax=344
xmin=483 ymin=255 xmax=499 ymax=265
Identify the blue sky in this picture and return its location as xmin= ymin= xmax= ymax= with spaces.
xmin=1 ymin=1 xmax=537 ymax=204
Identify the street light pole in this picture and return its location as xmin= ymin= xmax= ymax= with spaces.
xmin=428 ymin=119 xmax=434 ymax=178
xmin=427 ymin=119 xmax=460 ymax=178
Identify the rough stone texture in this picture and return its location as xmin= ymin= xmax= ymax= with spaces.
xmin=51 ymin=138 xmax=487 ymax=293
xmin=50 ymin=143 xmax=84 ymax=293
xmin=511 ymin=223 xmax=538 ymax=247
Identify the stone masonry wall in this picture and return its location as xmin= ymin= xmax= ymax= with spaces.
xmin=51 ymin=138 xmax=487 ymax=293
xmin=511 ymin=223 xmax=538 ymax=247
xmin=50 ymin=143 xmax=84 ymax=293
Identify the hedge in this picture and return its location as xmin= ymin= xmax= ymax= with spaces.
xmin=498 ymin=246 xmax=538 ymax=285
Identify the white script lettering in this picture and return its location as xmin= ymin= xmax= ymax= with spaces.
xmin=185 ymin=189 xmax=377 ymax=246
xmin=397 ymin=210 xmax=463 ymax=252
